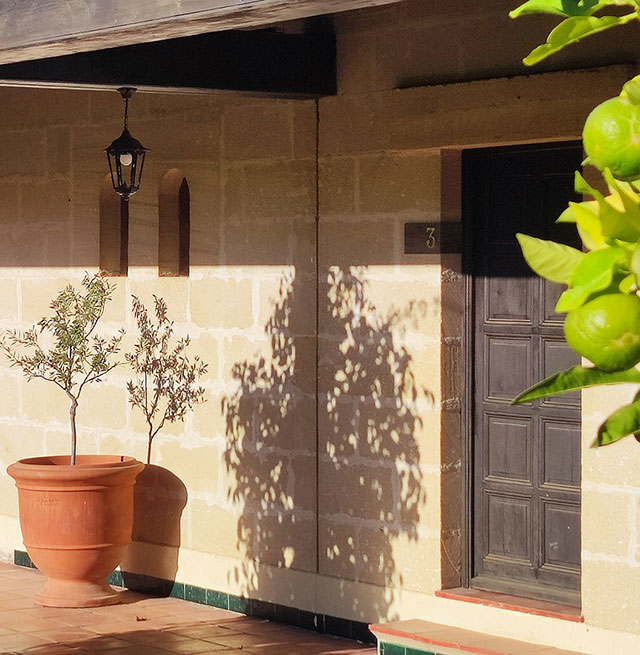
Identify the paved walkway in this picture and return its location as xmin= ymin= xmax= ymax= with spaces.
xmin=0 ymin=563 xmax=376 ymax=655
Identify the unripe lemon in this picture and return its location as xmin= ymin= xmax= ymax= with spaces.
xmin=564 ymin=293 xmax=640 ymax=372
xmin=582 ymin=95 xmax=640 ymax=181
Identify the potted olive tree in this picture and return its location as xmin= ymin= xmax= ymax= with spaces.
xmin=2 ymin=274 xmax=144 ymax=608
xmin=121 ymin=295 xmax=205 ymax=590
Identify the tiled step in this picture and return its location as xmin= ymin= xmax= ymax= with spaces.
xmin=369 ymin=620 xmax=584 ymax=655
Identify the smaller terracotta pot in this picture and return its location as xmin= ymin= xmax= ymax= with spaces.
xmin=7 ymin=455 xmax=144 ymax=607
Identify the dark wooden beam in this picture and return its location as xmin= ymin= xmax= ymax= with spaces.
xmin=0 ymin=0 xmax=400 ymax=65
xmin=0 ymin=28 xmax=336 ymax=97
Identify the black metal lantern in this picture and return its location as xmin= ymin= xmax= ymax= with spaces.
xmin=105 ymin=87 xmax=148 ymax=201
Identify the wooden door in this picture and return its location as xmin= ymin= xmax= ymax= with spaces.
xmin=464 ymin=143 xmax=582 ymax=606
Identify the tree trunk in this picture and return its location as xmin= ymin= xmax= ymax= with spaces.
xmin=69 ymin=395 xmax=78 ymax=465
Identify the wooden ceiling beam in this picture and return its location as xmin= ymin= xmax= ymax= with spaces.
xmin=0 ymin=0 xmax=400 ymax=65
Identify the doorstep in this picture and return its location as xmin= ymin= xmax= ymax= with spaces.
xmin=369 ymin=620 xmax=584 ymax=655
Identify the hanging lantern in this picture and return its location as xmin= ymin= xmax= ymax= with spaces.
xmin=105 ymin=87 xmax=148 ymax=201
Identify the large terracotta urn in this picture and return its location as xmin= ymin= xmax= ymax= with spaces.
xmin=7 ymin=455 xmax=144 ymax=607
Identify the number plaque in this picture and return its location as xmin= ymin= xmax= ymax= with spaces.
xmin=404 ymin=222 xmax=462 ymax=255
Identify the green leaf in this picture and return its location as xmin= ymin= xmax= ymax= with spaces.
xmin=512 ymin=365 xmax=640 ymax=404
xmin=567 ymin=201 xmax=605 ymax=250
xmin=516 ymin=233 xmax=584 ymax=284
xmin=594 ymin=394 xmax=640 ymax=446
xmin=522 ymin=13 xmax=637 ymax=65
xmin=575 ymin=171 xmax=640 ymax=242
xmin=556 ymin=205 xmax=576 ymax=223
xmin=619 ymin=273 xmax=636 ymax=292
xmin=622 ymin=74 xmax=640 ymax=105
xmin=633 ymin=247 xmax=640 ymax=286
xmin=569 ymin=244 xmax=624 ymax=286
xmin=555 ymin=245 xmax=626 ymax=311
xmin=574 ymin=170 xmax=593 ymax=195
xmin=510 ymin=0 xmax=616 ymax=18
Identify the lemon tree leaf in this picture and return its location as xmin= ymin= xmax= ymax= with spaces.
xmin=576 ymin=172 xmax=640 ymax=241
xmin=556 ymin=205 xmax=576 ymax=223
xmin=594 ymin=395 xmax=640 ymax=446
xmin=523 ymin=14 xmax=637 ymax=65
xmin=510 ymin=0 xmax=621 ymax=18
xmin=516 ymin=233 xmax=584 ymax=284
xmin=569 ymin=244 xmax=624 ymax=286
xmin=512 ymin=365 xmax=640 ymax=404
xmin=619 ymin=273 xmax=636 ymax=292
xmin=574 ymin=170 xmax=594 ymax=195
xmin=568 ymin=201 xmax=605 ymax=250
xmin=623 ymin=75 xmax=640 ymax=105
xmin=631 ymin=246 xmax=640 ymax=286
xmin=599 ymin=201 xmax=640 ymax=241
xmin=603 ymin=169 xmax=640 ymax=216
xmin=555 ymin=245 xmax=626 ymax=311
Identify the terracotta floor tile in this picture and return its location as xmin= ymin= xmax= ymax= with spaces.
xmin=203 ymin=633 xmax=283 ymax=648
xmin=17 ymin=605 xmax=84 ymax=619
xmin=133 ymin=631 xmax=195 ymax=644
xmin=71 ymin=634 xmax=134 ymax=651
xmin=48 ymin=610 xmax=116 ymax=626
xmin=162 ymin=637 xmax=240 ymax=654
xmin=0 ymin=596 xmax=37 ymax=610
xmin=96 ymin=645 xmax=181 ymax=655
xmin=86 ymin=620 xmax=149 ymax=635
xmin=0 ymin=608 xmax=39 ymax=627
xmin=167 ymin=625 xmax=238 ymax=639
xmin=0 ymin=631 xmax=53 ymax=650
xmin=12 ymin=616 xmax=73 ymax=633
xmin=15 ymin=644 xmax=88 ymax=655
xmin=26 ymin=625 xmax=100 ymax=641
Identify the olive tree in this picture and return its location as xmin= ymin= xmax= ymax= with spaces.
xmin=1 ymin=274 xmax=123 ymax=464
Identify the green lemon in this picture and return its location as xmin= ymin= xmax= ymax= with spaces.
xmin=564 ymin=293 xmax=640 ymax=372
xmin=582 ymin=95 xmax=640 ymax=181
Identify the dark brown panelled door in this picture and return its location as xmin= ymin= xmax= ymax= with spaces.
xmin=464 ymin=143 xmax=582 ymax=606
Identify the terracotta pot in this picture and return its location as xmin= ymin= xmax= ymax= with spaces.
xmin=7 ymin=455 xmax=144 ymax=607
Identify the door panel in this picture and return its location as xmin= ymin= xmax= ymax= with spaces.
xmin=486 ymin=415 xmax=532 ymax=482
xmin=465 ymin=143 xmax=582 ymax=606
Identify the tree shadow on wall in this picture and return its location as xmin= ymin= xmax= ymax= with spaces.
xmin=222 ymin=267 xmax=432 ymax=621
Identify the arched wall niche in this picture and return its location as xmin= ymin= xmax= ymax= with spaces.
xmin=158 ymin=169 xmax=190 ymax=277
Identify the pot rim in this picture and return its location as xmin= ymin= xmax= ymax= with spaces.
xmin=11 ymin=455 xmax=141 ymax=468
xmin=7 ymin=455 xmax=145 ymax=484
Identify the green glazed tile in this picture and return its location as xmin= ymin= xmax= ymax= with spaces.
xmin=14 ymin=550 xmax=35 ymax=569
xmin=382 ymin=643 xmax=405 ymax=655
xmin=407 ymin=648 xmax=435 ymax=655
xmin=108 ymin=570 xmax=124 ymax=587
xmin=228 ymin=594 xmax=249 ymax=613
xmin=207 ymin=590 xmax=229 ymax=609
xmin=169 ymin=582 xmax=185 ymax=599
xmin=185 ymin=585 xmax=207 ymax=604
